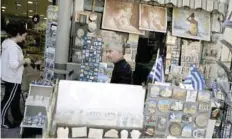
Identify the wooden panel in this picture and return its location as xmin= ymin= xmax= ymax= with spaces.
xmin=183 ymin=0 xmax=190 ymax=7
xmin=207 ymin=0 xmax=214 ymax=11
xmin=202 ymin=0 xmax=208 ymax=10
xmin=218 ymin=3 xmax=226 ymax=15
xmin=158 ymin=0 xmax=165 ymax=4
xmin=195 ymin=0 xmax=202 ymax=9
xmin=177 ymin=0 xmax=183 ymax=7
xmin=170 ymin=0 xmax=178 ymax=5
xmin=190 ymin=0 xmax=195 ymax=9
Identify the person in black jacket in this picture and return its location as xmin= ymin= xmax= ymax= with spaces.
xmin=106 ymin=42 xmax=132 ymax=84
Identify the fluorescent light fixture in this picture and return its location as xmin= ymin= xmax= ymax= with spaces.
xmin=2 ymin=9 xmax=5 ymax=12
xmin=29 ymin=16 xmax=33 ymax=18
xmin=16 ymin=4 xmax=22 ymax=6
xmin=29 ymin=10 xmax=33 ymax=12
xmin=43 ymin=17 xmax=47 ymax=20
xmin=2 ymin=6 xmax=6 ymax=9
xmin=40 ymin=15 xmax=44 ymax=17
xmin=28 ymin=1 xmax=33 ymax=4
xmin=23 ymin=13 xmax=27 ymax=15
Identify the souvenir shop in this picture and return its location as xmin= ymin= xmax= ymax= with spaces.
xmin=3 ymin=0 xmax=232 ymax=138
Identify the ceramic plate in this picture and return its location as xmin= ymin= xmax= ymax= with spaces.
xmin=169 ymin=123 xmax=182 ymax=136
xmin=195 ymin=112 xmax=209 ymax=128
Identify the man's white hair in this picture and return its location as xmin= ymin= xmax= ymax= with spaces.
xmin=106 ymin=41 xmax=124 ymax=53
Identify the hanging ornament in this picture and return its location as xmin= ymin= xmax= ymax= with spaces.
xmin=32 ymin=0 xmax=40 ymax=24
xmin=15 ymin=1 xmax=20 ymax=10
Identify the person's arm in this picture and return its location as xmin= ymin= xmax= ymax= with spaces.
xmin=8 ymin=48 xmax=25 ymax=70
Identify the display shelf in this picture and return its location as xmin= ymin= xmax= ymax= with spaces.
xmin=20 ymin=123 xmax=45 ymax=129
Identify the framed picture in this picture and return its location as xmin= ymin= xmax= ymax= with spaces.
xmin=139 ymin=4 xmax=167 ymax=33
xmin=102 ymin=0 xmax=145 ymax=35
xmin=172 ymin=8 xmax=211 ymax=41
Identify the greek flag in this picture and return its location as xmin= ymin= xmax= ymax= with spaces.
xmin=212 ymin=80 xmax=217 ymax=94
xmin=148 ymin=56 xmax=165 ymax=82
xmin=184 ymin=64 xmax=205 ymax=90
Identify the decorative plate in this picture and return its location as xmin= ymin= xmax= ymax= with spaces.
xmin=157 ymin=100 xmax=170 ymax=112
xmin=89 ymin=13 xmax=97 ymax=21
xmin=169 ymin=123 xmax=182 ymax=136
xmin=195 ymin=112 xmax=209 ymax=128
xmin=160 ymin=87 xmax=172 ymax=97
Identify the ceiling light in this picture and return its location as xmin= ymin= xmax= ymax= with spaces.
xmin=2 ymin=6 xmax=6 ymax=9
xmin=23 ymin=13 xmax=27 ymax=15
xmin=44 ymin=17 xmax=47 ymax=20
xmin=29 ymin=16 xmax=33 ymax=18
xmin=28 ymin=1 xmax=33 ymax=4
xmin=40 ymin=15 xmax=44 ymax=17
xmin=2 ymin=9 xmax=5 ymax=12
xmin=16 ymin=4 xmax=22 ymax=6
xmin=29 ymin=10 xmax=33 ymax=12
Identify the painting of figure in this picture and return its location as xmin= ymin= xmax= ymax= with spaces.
xmin=139 ymin=4 xmax=167 ymax=33
xmin=102 ymin=0 xmax=144 ymax=35
xmin=172 ymin=8 xmax=211 ymax=41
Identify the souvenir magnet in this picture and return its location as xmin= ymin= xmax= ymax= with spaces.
xmin=157 ymin=116 xmax=168 ymax=130
xmin=186 ymin=90 xmax=197 ymax=102
xmin=169 ymin=122 xmax=182 ymax=136
xmin=198 ymin=103 xmax=211 ymax=112
xmin=157 ymin=100 xmax=170 ymax=112
xmin=130 ymin=130 xmax=141 ymax=139
xmin=146 ymin=99 xmax=156 ymax=113
xmin=169 ymin=113 xmax=182 ymax=122
xmin=145 ymin=115 xmax=157 ymax=126
xmin=172 ymin=88 xmax=186 ymax=100
xmin=181 ymin=125 xmax=192 ymax=137
xmin=183 ymin=103 xmax=197 ymax=114
xmin=197 ymin=91 xmax=211 ymax=103
xmin=195 ymin=112 xmax=209 ymax=128
xmin=150 ymin=86 xmax=160 ymax=97
xmin=160 ymin=87 xmax=172 ymax=97
xmin=121 ymin=130 xmax=128 ymax=139
xmin=193 ymin=129 xmax=206 ymax=138
xmin=144 ymin=126 xmax=155 ymax=137
xmin=104 ymin=129 xmax=118 ymax=138
xmin=182 ymin=114 xmax=192 ymax=123
xmin=170 ymin=101 xmax=183 ymax=111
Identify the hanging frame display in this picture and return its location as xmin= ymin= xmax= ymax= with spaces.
xmin=102 ymin=0 xmax=145 ymax=35
xmin=172 ymin=8 xmax=211 ymax=41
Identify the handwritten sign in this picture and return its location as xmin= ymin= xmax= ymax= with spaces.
xmin=55 ymin=80 xmax=145 ymax=128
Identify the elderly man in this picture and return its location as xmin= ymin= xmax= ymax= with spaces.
xmin=106 ymin=42 xmax=132 ymax=84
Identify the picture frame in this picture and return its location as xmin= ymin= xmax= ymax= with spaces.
xmin=139 ymin=4 xmax=167 ymax=33
xmin=102 ymin=0 xmax=145 ymax=35
xmin=172 ymin=8 xmax=211 ymax=41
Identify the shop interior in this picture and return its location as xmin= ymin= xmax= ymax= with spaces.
xmin=1 ymin=0 xmax=232 ymax=138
